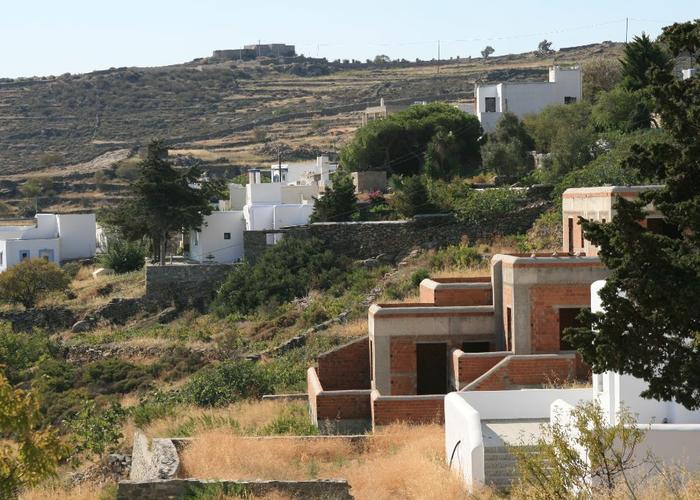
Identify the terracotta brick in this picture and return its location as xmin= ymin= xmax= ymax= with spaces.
xmin=317 ymin=392 xmax=372 ymax=420
xmin=318 ymin=337 xmax=370 ymax=390
xmin=529 ymin=285 xmax=591 ymax=354
xmin=372 ymin=397 xmax=445 ymax=425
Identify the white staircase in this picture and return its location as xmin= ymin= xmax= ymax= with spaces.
xmin=484 ymin=444 xmax=540 ymax=490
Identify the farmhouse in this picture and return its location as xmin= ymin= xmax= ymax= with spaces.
xmin=0 ymin=213 xmax=96 ymax=272
xmin=269 ymin=155 xmax=338 ymax=190
xmin=307 ymin=185 xmax=667 ymax=431
xmin=474 ymin=65 xmax=582 ymax=132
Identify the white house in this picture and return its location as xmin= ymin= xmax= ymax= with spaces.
xmin=0 ymin=213 xmax=96 ymax=272
xmin=474 ymin=66 xmax=582 ymax=132
xmin=189 ymin=171 xmax=319 ymax=263
xmin=445 ymin=279 xmax=700 ymax=491
xmin=269 ymin=155 xmax=338 ymax=191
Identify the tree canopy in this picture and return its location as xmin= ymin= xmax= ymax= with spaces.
xmin=620 ymin=33 xmax=672 ymax=91
xmin=340 ymin=102 xmax=482 ymax=179
xmin=0 ymin=259 xmax=70 ymax=309
xmin=481 ymin=112 xmax=535 ymax=178
xmin=568 ymin=20 xmax=700 ymax=410
xmin=310 ymin=170 xmax=357 ymax=222
xmin=100 ymin=140 xmax=224 ymax=264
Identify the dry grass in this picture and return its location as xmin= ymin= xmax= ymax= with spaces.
xmin=143 ymin=400 xmax=294 ymax=438
xmin=430 ymin=267 xmax=490 ymax=279
xmin=180 ymin=423 xmax=468 ymax=500
xmin=322 ymin=318 xmax=368 ymax=338
xmin=20 ymin=483 xmax=114 ymax=500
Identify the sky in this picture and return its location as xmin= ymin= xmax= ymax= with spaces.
xmin=0 ymin=1 xmax=697 ymax=78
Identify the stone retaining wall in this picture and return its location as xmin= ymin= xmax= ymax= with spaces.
xmin=144 ymin=263 xmax=236 ymax=307
xmin=117 ymin=479 xmax=352 ymax=500
xmin=244 ymin=203 xmax=547 ymax=264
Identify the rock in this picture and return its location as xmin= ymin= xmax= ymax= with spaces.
xmin=361 ymin=258 xmax=380 ymax=268
xmin=92 ymin=268 xmax=114 ymax=279
xmin=156 ymin=306 xmax=179 ymax=324
xmin=94 ymin=298 xmax=142 ymax=325
xmin=71 ymin=318 xmax=96 ymax=333
xmin=0 ymin=307 xmax=76 ymax=333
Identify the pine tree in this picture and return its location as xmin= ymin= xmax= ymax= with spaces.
xmin=568 ymin=21 xmax=700 ymax=410
xmin=620 ymin=33 xmax=672 ymax=91
xmin=310 ymin=170 xmax=357 ymax=222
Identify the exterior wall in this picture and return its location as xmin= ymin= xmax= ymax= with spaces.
xmin=56 ymin=214 xmax=96 ymax=260
xmin=371 ymin=391 xmax=445 ymax=426
xmin=463 ymin=353 xmax=580 ymax=391
xmin=419 ymin=277 xmax=492 ymax=306
xmin=370 ymin=304 xmax=495 ymax=395
xmin=3 ymin=238 xmax=60 ymax=269
xmin=228 ymin=184 xmax=246 ymax=210
xmin=280 ymin=185 xmax=317 ymax=204
xmin=307 ymin=367 xmax=372 ymax=425
xmin=190 ymin=211 xmax=245 ymax=263
xmin=273 ymin=204 xmax=313 ymax=229
xmin=351 ymin=171 xmax=388 ymax=193
xmin=247 ymin=183 xmax=282 ymax=204
xmin=387 ymin=333 xmax=494 ymax=395
xmin=244 ymin=204 xmax=275 ymax=231
xmin=445 ymin=389 xmax=592 ymax=490
xmin=475 ymin=66 xmax=581 ymax=132
xmin=317 ymin=337 xmax=370 ymax=391
xmin=493 ymin=254 xmax=609 ymax=355
xmin=529 ymin=284 xmax=591 ymax=353
xmin=453 ymin=351 xmax=509 ymax=389
xmin=562 ymin=185 xmax=663 ymax=255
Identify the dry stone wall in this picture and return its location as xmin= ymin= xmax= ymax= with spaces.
xmin=144 ymin=263 xmax=236 ymax=307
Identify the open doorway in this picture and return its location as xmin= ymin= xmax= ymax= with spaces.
xmin=559 ymin=307 xmax=583 ymax=350
xmin=416 ymin=343 xmax=447 ymax=395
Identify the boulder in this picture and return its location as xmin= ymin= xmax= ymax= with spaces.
xmin=156 ymin=306 xmax=179 ymax=324
xmin=72 ymin=318 xmax=96 ymax=333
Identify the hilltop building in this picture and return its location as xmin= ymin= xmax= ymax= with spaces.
xmin=307 ymin=185 xmax=667 ymax=432
xmin=243 ymin=43 xmax=296 ymax=58
xmin=0 ymin=213 xmax=96 ymax=272
xmin=473 ymin=65 xmax=582 ymax=132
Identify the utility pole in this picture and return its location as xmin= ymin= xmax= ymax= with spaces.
xmin=277 ymin=150 xmax=283 ymax=184
xmin=625 ymin=18 xmax=629 ymax=44
xmin=258 ymin=39 xmax=261 ymax=58
xmin=437 ymin=40 xmax=441 ymax=75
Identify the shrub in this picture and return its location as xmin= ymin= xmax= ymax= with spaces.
xmin=261 ymin=404 xmax=319 ymax=436
xmin=0 ymin=323 xmax=56 ymax=384
xmin=391 ymin=175 xmax=437 ymax=218
xmin=68 ymin=401 xmax=127 ymax=460
xmin=114 ymin=158 xmax=141 ymax=181
xmin=431 ymin=245 xmax=482 ymax=270
xmin=310 ymin=170 xmax=357 ymax=222
xmin=80 ymin=359 xmax=152 ymax=395
xmin=0 ymin=259 xmax=70 ymax=309
xmin=213 ymin=237 xmax=346 ymax=316
xmin=99 ymin=238 xmax=146 ymax=273
xmin=184 ymin=360 xmax=273 ymax=407
xmin=0 ymin=373 xmax=69 ymax=498
xmin=61 ymin=261 xmax=82 ymax=280
xmin=527 ymin=209 xmax=563 ymax=251
xmin=410 ymin=268 xmax=430 ymax=287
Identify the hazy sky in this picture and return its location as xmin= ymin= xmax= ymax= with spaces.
xmin=1 ymin=1 xmax=697 ymax=78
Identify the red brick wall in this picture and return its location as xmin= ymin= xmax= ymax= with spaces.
xmin=317 ymin=337 xmax=370 ymax=390
xmin=390 ymin=335 xmax=493 ymax=395
xmin=467 ymin=355 xmax=578 ymax=391
xmin=420 ymin=286 xmax=492 ymax=306
xmin=316 ymin=391 xmax=372 ymax=420
xmin=457 ymin=352 xmax=508 ymax=387
xmin=372 ymin=396 xmax=445 ymax=425
xmin=502 ymin=285 xmax=513 ymax=349
xmin=529 ymin=285 xmax=591 ymax=353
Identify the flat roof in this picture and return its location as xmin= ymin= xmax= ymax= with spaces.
xmin=563 ymin=185 xmax=663 ymax=196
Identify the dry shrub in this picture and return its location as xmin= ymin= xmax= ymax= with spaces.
xmin=179 ymin=423 xmax=468 ymax=500
xmin=179 ymin=432 xmax=355 ymax=480
xmin=20 ymin=483 xmax=113 ymax=500
xmin=324 ymin=318 xmax=368 ymax=338
xmin=143 ymin=399 xmax=292 ymax=437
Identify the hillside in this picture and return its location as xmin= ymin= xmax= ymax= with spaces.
xmin=0 ymin=42 xmax=623 ymax=213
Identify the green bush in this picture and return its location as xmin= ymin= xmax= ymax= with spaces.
xmin=261 ymin=404 xmax=319 ymax=436
xmin=527 ymin=210 xmax=563 ymax=251
xmin=213 ymin=237 xmax=347 ymax=317
xmin=411 ymin=268 xmax=430 ymax=287
xmin=184 ymin=360 xmax=273 ymax=407
xmin=0 ymin=322 xmax=56 ymax=384
xmin=61 ymin=261 xmax=82 ymax=280
xmin=68 ymin=401 xmax=127 ymax=459
xmin=431 ymin=245 xmax=483 ymax=270
xmin=391 ymin=175 xmax=437 ymax=218
xmin=80 ymin=359 xmax=152 ymax=395
xmin=99 ymin=238 xmax=146 ymax=273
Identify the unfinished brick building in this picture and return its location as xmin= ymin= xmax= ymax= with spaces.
xmin=307 ymin=186 xmax=663 ymax=431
